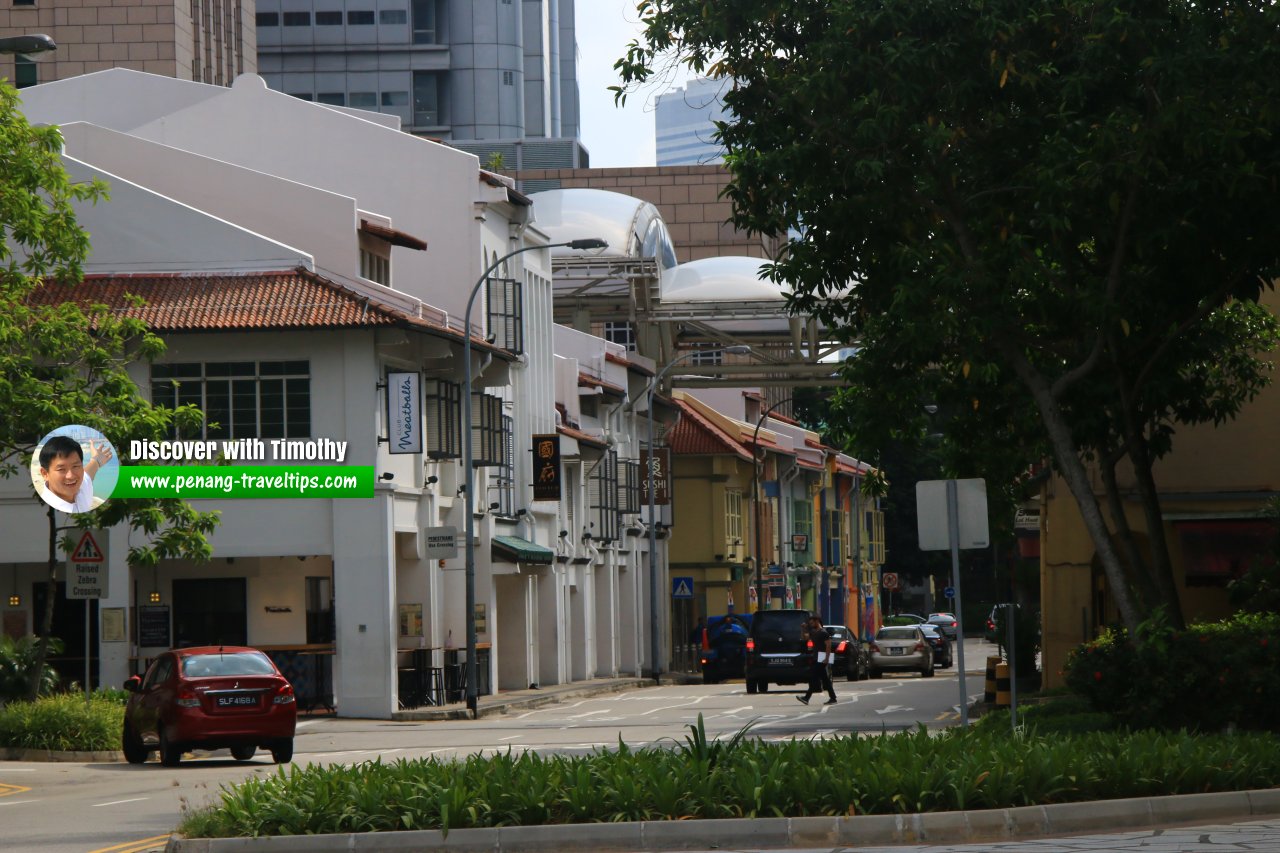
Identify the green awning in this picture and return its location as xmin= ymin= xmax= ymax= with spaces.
xmin=492 ymin=535 xmax=555 ymax=565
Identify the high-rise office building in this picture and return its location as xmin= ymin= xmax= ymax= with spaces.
xmin=255 ymin=0 xmax=587 ymax=168
xmin=0 ymin=0 xmax=256 ymax=89
xmin=655 ymin=77 xmax=728 ymax=167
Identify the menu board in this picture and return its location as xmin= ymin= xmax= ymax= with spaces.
xmin=137 ymin=605 xmax=171 ymax=648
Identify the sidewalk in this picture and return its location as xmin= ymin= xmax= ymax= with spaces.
xmin=389 ymin=674 xmax=666 ymax=721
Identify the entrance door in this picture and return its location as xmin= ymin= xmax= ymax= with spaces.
xmin=33 ymin=582 xmax=99 ymax=689
xmin=173 ymin=578 xmax=247 ymax=647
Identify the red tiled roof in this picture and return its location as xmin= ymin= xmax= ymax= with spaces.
xmin=605 ymin=351 xmax=654 ymax=377
xmin=28 ymin=269 xmax=507 ymax=356
xmin=558 ymin=424 xmax=607 ymax=448
xmin=359 ymin=219 xmax=428 ymax=251
xmin=578 ymin=372 xmax=626 ymax=397
xmin=668 ymin=398 xmax=753 ymax=461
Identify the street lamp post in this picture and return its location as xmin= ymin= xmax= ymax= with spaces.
xmin=462 ymin=236 xmax=606 ymax=719
xmin=750 ymin=397 xmax=792 ymax=616
xmin=645 ymin=345 xmax=751 ymax=683
xmin=0 ymin=34 xmax=56 ymax=54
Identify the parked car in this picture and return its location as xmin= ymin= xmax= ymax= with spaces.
xmin=744 ymin=609 xmax=813 ymax=694
xmin=122 ymin=646 xmax=297 ymax=766
xmin=868 ymin=625 xmax=934 ymax=678
xmin=825 ymin=624 xmax=870 ymax=681
xmin=926 ymin=612 xmax=959 ymax=640
xmin=919 ymin=623 xmax=953 ymax=668
xmin=985 ymin=603 xmax=1020 ymax=642
xmin=883 ymin=613 xmax=927 ymax=626
xmin=699 ymin=613 xmax=752 ymax=683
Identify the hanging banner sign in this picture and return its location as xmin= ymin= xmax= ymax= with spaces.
xmin=532 ymin=434 xmax=562 ymax=500
xmin=641 ymin=448 xmax=671 ymax=506
xmin=386 ymin=371 xmax=422 ymax=454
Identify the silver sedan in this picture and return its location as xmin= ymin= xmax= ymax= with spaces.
xmin=869 ymin=625 xmax=934 ymax=678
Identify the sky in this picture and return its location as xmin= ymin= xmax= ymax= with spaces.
xmin=574 ymin=1 xmax=690 ymax=168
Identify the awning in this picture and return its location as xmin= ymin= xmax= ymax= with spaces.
xmin=492 ymin=535 xmax=555 ymax=565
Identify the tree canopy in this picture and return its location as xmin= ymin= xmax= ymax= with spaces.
xmin=616 ymin=0 xmax=1280 ymax=633
xmin=1 ymin=80 xmax=219 ymax=696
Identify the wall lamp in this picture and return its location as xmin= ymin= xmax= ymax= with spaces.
xmin=379 ymin=472 xmax=395 ymax=481
xmin=425 ymin=475 xmax=439 ymax=484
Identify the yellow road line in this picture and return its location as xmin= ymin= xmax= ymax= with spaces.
xmin=87 ymin=834 xmax=172 ymax=853
xmin=0 ymin=782 xmax=32 ymax=797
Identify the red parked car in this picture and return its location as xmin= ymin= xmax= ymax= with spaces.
xmin=122 ymin=646 xmax=296 ymax=766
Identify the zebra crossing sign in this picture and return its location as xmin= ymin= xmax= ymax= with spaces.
xmin=671 ymin=577 xmax=694 ymax=599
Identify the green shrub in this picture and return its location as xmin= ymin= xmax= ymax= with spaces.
xmin=177 ymin=720 xmax=1280 ymax=839
xmin=0 ymin=635 xmax=64 ymax=704
xmin=0 ymin=693 xmax=124 ymax=751
xmin=973 ymin=695 xmax=1118 ymax=736
xmin=1064 ymin=611 xmax=1280 ymax=731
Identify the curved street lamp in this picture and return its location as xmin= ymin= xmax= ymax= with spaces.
xmin=645 ymin=344 xmax=751 ymax=684
xmin=750 ymin=397 xmax=792 ymax=615
xmin=0 ymin=34 xmax=56 ymax=55
xmin=462 ymin=236 xmax=607 ymax=719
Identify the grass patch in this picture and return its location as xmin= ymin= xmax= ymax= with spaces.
xmin=0 ymin=692 xmax=124 ymax=751
xmin=177 ymin=717 xmax=1280 ymax=839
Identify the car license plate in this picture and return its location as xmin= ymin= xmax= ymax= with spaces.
xmin=768 ymin=659 xmax=792 ymax=666
xmin=216 ymin=694 xmax=258 ymax=708
xmin=889 ymin=648 xmax=903 ymax=655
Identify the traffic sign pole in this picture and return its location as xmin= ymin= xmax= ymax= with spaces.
xmin=946 ymin=480 xmax=968 ymax=727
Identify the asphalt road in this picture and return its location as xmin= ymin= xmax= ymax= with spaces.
xmin=0 ymin=639 xmax=997 ymax=853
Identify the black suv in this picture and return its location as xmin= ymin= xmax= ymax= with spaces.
xmin=744 ymin=609 xmax=814 ymax=694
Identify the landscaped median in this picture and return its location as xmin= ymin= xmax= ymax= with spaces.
xmin=168 ymin=720 xmax=1280 ymax=851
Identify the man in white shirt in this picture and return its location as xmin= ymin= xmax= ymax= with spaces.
xmin=37 ymin=435 xmax=113 ymax=513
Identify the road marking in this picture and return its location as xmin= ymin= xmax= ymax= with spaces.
xmin=93 ymin=797 xmax=150 ymax=807
xmin=875 ymin=705 xmax=914 ymax=715
xmin=296 ymin=719 xmax=322 ymax=728
xmin=0 ymin=799 xmax=38 ymax=806
xmin=566 ymin=708 xmax=610 ymax=719
xmin=513 ymin=700 xmax=590 ymax=719
xmin=636 ymin=697 xmax=707 ymax=716
xmin=497 ymin=735 xmax=521 ymax=741
xmin=87 ymin=834 xmax=171 ymax=853
xmin=0 ymin=782 xmax=31 ymax=797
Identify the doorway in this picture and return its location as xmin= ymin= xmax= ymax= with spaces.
xmin=173 ymin=578 xmax=247 ymax=647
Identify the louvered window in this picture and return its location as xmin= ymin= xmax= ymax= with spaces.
xmin=423 ymin=380 xmax=461 ymax=459
xmin=620 ymin=459 xmax=642 ymax=514
xmin=486 ymin=277 xmax=523 ymax=354
xmin=588 ymin=450 xmax=620 ymax=543
xmin=488 ymin=415 xmax=514 ymax=516
xmin=470 ymin=392 xmax=504 ymax=467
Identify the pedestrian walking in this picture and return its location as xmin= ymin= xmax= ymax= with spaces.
xmin=797 ymin=615 xmax=837 ymax=705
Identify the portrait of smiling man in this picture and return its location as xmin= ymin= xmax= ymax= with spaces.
xmin=35 ymin=433 xmax=114 ymax=514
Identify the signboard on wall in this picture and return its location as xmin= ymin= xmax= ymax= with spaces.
xmin=137 ymin=605 xmax=170 ymax=648
xmin=66 ymin=529 xmax=108 ymax=599
xmin=532 ymin=434 xmax=562 ymax=500
xmin=386 ymin=371 xmax=422 ymax=454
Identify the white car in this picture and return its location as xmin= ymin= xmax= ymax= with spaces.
xmin=869 ymin=625 xmax=934 ymax=678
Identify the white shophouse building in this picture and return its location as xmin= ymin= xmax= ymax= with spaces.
xmin=4 ymin=69 xmax=638 ymax=718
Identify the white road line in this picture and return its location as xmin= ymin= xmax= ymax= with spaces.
xmin=636 ymin=697 xmax=708 ymax=716
xmin=497 ymin=735 xmax=521 ymax=741
xmin=93 ymin=797 xmax=150 ymax=808
xmin=0 ymin=799 xmax=39 ymax=806
xmin=513 ymin=700 xmax=590 ymax=719
xmin=566 ymin=708 xmax=610 ymax=719
xmin=0 ymin=768 xmax=35 ymax=772
xmin=295 ymin=720 xmax=322 ymax=728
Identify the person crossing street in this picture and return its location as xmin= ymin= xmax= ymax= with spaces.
xmin=797 ymin=615 xmax=838 ymax=705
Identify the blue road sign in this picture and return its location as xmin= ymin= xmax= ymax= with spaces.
xmin=943 ymin=586 xmax=956 ymax=599
xmin=671 ymin=577 xmax=694 ymax=599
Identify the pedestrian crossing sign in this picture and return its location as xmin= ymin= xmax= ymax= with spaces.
xmin=671 ymin=577 xmax=694 ymax=599
xmin=69 ymin=530 xmax=104 ymax=563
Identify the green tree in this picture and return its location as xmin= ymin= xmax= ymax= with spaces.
xmin=615 ymin=0 xmax=1280 ymax=633
xmin=0 ymin=81 xmax=219 ymax=698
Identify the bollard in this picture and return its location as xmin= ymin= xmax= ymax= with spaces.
xmin=995 ymin=662 xmax=1011 ymax=708
xmin=983 ymin=655 xmax=1001 ymax=704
